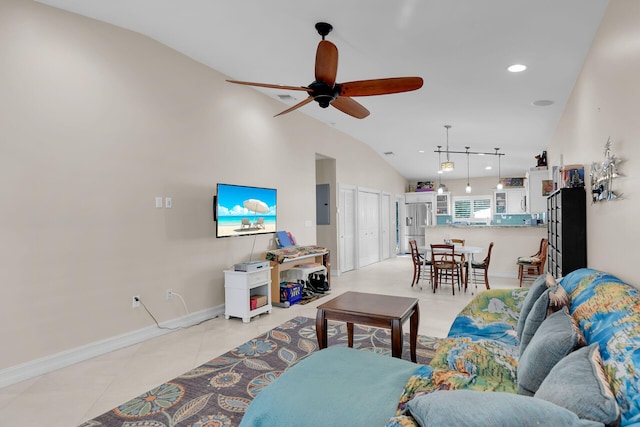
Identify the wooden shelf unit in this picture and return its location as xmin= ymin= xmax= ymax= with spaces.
xmin=265 ymin=251 xmax=329 ymax=304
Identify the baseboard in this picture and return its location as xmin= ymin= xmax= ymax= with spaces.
xmin=491 ymin=270 xmax=519 ymax=279
xmin=0 ymin=304 xmax=225 ymax=389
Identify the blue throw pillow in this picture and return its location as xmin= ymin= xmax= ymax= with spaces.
xmin=535 ymin=344 xmax=620 ymax=427
xmin=516 ymin=274 xmax=548 ymax=339
xmin=518 ymin=307 xmax=585 ymax=396
xmin=520 ymin=283 xmax=570 ymax=355
xmin=404 ymin=390 xmax=602 ymax=426
xmin=519 ymin=288 xmax=550 ymax=354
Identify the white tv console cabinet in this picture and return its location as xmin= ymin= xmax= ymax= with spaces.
xmin=223 ymin=268 xmax=273 ymax=323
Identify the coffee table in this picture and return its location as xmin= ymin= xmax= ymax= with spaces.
xmin=315 ymin=291 xmax=420 ymax=362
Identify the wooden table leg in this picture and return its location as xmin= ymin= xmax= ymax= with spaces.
xmin=410 ymin=304 xmax=420 ymax=362
xmin=465 ymin=258 xmax=471 ymax=292
xmin=390 ymin=319 xmax=403 ymax=359
xmin=315 ymin=309 xmax=327 ymax=349
xmin=347 ymin=322 xmax=354 ymax=348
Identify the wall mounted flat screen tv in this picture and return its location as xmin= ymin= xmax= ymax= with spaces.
xmin=214 ymin=183 xmax=277 ymax=238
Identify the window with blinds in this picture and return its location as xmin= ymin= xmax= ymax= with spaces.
xmin=453 ymin=196 xmax=492 ymax=223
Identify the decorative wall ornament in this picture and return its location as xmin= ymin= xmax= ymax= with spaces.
xmin=590 ymin=137 xmax=622 ymax=203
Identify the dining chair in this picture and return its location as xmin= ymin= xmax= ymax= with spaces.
xmin=430 ymin=243 xmax=461 ymax=295
xmin=470 ymin=242 xmax=494 ymax=290
xmin=517 ymin=238 xmax=548 ymax=286
xmin=409 ymin=240 xmax=432 ymax=288
xmin=450 ymin=238 xmax=466 ymax=285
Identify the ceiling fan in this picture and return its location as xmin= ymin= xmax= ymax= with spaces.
xmin=227 ymin=22 xmax=424 ymax=119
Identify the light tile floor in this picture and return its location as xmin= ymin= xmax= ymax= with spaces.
xmin=0 ymin=255 xmax=519 ymax=426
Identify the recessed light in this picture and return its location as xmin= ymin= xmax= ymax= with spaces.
xmin=532 ymin=99 xmax=555 ymax=107
xmin=419 ymin=150 xmax=425 ymax=153
xmin=507 ymin=64 xmax=527 ymax=73
xmin=485 ymin=166 xmax=493 ymax=170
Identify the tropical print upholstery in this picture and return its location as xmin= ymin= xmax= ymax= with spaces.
xmin=559 ymin=268 xmax=640 ymax=427
xmin=447 ymin=288 xmax=528 ymax=345
xmin=388 ymin=289 xmax=525 ymax=426
xmin=390 ymin=270 xmax=640 ymax=427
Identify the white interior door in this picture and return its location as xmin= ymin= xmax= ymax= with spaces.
xmin=358 ymin=189 xmax=380 ymax=267
xmin=381 ymin=193 xmax=391 ymax=260
xmin=338 ymin=186 xmax=356 ymax=273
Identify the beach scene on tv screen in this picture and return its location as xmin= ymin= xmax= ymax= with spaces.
xmin=217 ymin=185 xmax=277 ymax=237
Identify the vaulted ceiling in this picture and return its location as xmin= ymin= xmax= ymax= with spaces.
xmin=36 ymin=0 xmax=609 ymax=181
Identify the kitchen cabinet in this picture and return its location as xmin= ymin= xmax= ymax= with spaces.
xmin=494 ymin=189 xmax=526 ymax=214
xmin=405 ymin=192 xmax=435 ymax=204
xmin=436 ymin=192 xmax=450 ymax=215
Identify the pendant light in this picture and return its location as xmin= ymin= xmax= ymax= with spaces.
xmin=495 ymin=148 xmax=503 ymax=190
xmin=437 ymin=146 xmax=444 ymax=194
xmin=441 ymin=125 xmax=454 ymax=172
xmin=465 ymin=146 xmax=472 ymax=193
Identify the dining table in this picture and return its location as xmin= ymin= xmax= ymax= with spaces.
xmin=419 ymin=244 xmax=485 ymax=292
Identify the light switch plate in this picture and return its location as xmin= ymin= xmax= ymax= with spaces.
xmin=155 ymin=197 xmax=163 ymax=208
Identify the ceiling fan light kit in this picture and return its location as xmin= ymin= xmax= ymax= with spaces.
xmin=226 ymin=22 xmax=423 ymax=119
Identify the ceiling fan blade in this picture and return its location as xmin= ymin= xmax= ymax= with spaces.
xmin=226 ymin=80 xmax=310 ymax=92
xmin=315 ymin=40 xmax=338 ymax=87
xmin=331 ymin=96 xmax=370 ymax=119
xmin=274 ymin=96 xmax=314 ymax=117
xmin=340 ymin=77 xmax=423 ymax=97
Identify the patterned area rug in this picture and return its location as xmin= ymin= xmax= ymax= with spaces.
xmin=80 ymin=316 xmax=439 ymax=427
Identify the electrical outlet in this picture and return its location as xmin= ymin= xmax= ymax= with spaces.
xmin=132 ymin=295 xmax=140 ymax=308
xmin=166 ymin=288 xmax=173 ymax=300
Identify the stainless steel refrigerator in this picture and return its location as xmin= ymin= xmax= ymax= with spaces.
xmin=404 ymin=202 xmax=433 ymax=253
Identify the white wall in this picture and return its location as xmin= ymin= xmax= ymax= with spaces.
xmin=315 ymin=158 xmax=337 ymax=257
xmin=548 ymin=0 xmax=640 ymax=286
xmin=0 ymin=0 xmax=407 ymax=372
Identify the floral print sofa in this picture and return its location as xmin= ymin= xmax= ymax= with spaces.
xmin=242 ymin=268 xmax=639 ymax=427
